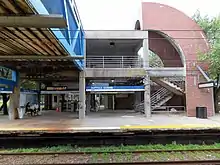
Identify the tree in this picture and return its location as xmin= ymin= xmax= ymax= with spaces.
xmin=20 ymin=80 xmax=38 ymax=90
xmin=149 ymin=51 xmax=164 ymax=67
xmin=192 ymin=10 xmax=220 ymax=79
xmin=193 ymin=11 xmax=220 ymax=113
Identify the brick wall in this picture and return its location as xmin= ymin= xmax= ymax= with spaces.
xmin=142 ymin=2 xmax=214 ymax=116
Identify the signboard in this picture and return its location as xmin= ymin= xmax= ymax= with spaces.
xmin=0 ymin=87 xmax=13 ymax=93
xmin=86 ymin=86 xmax=145 ymax=92
xmin=91 ymin=83 xmax=109 ymax=87
xmin=46 ymin=86 xmax=67 ymax=91
xmin=198 ymin=81 xmax=215 ymax=89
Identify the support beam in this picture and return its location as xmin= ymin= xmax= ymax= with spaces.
xmin=0 ymin=55 xmax=84 ymax=60
xmin=79 ymin=71 xmax=86 ymax=119
xmin=0 ymin=15 xmax=67 ymax=28
xmin=85 ymin=30 xmax=148 ymax=39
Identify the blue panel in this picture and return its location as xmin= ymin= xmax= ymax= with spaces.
xmin=12 ymin=71 xmax=17 ymax=82
xmin=40 ymin=0 xmax=68 ymax=41
xmin=28 ymin=0 xmax=84 ymax=70
xmin=0 ymin=87 xmax=13 ymax=92
xmin=0 ymin=78 xmax=16 ymax=87
xmin=86 ymin=86 xmax=145 ymax=90
xmin=21 ymin=89 xmax=39 ymax=94
xmin=66 ymin=0 xmax=78 ymax=46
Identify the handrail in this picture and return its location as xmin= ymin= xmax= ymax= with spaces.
xmin=86 ymin=56 xmax=163 ymax=68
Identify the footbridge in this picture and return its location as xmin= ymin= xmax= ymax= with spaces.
xmin=0 ymin=0 xmax=85 ymax=119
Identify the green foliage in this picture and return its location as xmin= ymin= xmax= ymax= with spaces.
xmin=193 ymin=10 xmax=220 ymax=79
xmin=149 ymin=51 xmax=164 ymax=67
xmin=3 ymin=143 xmax=220 ymax=153
xmin=20 ymin=80 xmax=38 ymax=90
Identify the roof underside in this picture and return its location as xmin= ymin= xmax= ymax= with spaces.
xmin=0 ymin=0 xmax=79 ymax=82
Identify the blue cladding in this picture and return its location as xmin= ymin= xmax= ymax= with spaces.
xmin=40 ymin=0 xmax=64 ymax=15
xmin=66 ymin=1 xmax=78 ymax=45
xmin=29 ymin=0 xmax=85 ymax=70
xmin=40 ymin=0 xmax=68 ymax=43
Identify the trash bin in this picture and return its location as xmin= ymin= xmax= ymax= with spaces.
xmin=196 ymin=107 xmax=207 ymax=119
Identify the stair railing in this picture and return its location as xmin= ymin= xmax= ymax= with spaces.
xmin=134 ymin=87 xmax=172 ymax=112
xmin=163 ymin=77 xmax=185 ymax=90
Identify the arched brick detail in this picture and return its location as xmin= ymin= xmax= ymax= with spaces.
xmin=149 ymin=31 xmax=183 ymax=67
xmin=142 ymin=2 xmax=214 ymax=116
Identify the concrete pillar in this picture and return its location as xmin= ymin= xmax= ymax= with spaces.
xmin=104 ymin=95 xmax=108 ymax=110
xmin=144 ymin=75 xmax=151 ymax=117
xmin=79 ymin=71 xmax=86 ymax=119
xmin=143 ymin=31 xmax=151 ymax=117
xmin=37 ymin=83 xmax=41 ymax=111
xmin=86 ymin=93 xmax=91 ymax=113
xmin=142 ymin=31 xmax=149 ymax=68
xmin=112 ymin=95 xmax=115 ymax=111
xmin=9 ymin=81 xmax=20 ymax=120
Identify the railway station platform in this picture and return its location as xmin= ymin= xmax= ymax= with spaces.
xmin=1 ymin=110 xmax=220 ymax=134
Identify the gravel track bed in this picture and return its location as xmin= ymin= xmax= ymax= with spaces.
xmin=1 ymin=151 xmax=220 ymax=164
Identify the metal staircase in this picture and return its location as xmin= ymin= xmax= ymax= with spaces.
xmin=151 ymin=87 xmax=173 ymax=110
xmin=151 ymin=77 xmax=184 ymax=96
xmin=134 ymin=87 xmax=173 ymax=112
xmin=134 ymin=77 xmax=185 ymax=113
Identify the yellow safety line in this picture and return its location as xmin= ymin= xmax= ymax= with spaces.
xmin=1 ymin=125 xmax=220 ymax=132
xmin=120 ymin=124 xmax=220 ymax=129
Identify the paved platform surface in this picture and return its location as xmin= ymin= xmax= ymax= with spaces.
xmin=1 ymin=110 xmax=220 ymax=133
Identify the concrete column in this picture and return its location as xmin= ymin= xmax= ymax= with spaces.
xmin=86 ymin=93 xmax=91 ymax=113
xmin=112 ymin=95 xmax=115 ymax=111
xmin=37 ymin=83 xmax=41 ymax=111
xmin=8 ymin=73 xmax=20 ymax=120
xmin=104 ymin=95 xmax=108 ymax=110
xmin=79 ymin=71 xmax=86 ymax=119
xmin=144 ymin=75 xmax=151 ymax=117
xmin=142 ymin=31 xmax=149 ymax=68
xmin=143 ymin=31 xmax=151 ymax=117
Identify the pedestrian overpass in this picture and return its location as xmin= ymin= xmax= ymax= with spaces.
xmin=0 ymin=0 xmax=85 ymax=119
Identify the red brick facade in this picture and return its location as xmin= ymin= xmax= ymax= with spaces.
xmin=142 ymin=2 xmax=214 ymax=116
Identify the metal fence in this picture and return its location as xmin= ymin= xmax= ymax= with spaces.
xmin=86 ymin=56 xmax=143 ymax=68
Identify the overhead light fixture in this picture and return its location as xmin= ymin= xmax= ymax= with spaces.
xmin=109 ymin=41 xmax=115 ymax=47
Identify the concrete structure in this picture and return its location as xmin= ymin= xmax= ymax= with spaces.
xmin=0 ymin=1 xmax=214 ymax=120
xmin=83 ymin=2 xmax=214 ymax=118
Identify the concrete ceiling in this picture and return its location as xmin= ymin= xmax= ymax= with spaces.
xmin=86 ymin=39 xmax=142 ymax=56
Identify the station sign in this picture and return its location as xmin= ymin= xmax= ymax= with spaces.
xmin=198 ymin=81 xmax=215 ymax=89
xmin=0 ymin=87 xmax=13 ymax=93
xmin=86 ymin=86 xmax=145 ymax=92
xmin=46 ymin=86 xmax=67 ymax=91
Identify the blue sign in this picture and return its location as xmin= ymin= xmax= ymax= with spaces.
xmin=86 ymin=86 xmax=144 ymax=92
xmin=91 ymin=83 xmax=109 ymax=87
xmin=0 ymin=87 xmax=13 ymax=93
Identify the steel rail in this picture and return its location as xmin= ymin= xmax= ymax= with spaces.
xmin=1 ymin=148 xmax=220 ymax=155
xmin=13 ymin=160 xmax=220 ymax=165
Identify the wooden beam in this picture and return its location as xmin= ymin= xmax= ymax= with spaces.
xmin=0 ymin=55 xmax=84 ymax=60
xmin=0 ymin=15 xmax=67 ymax=28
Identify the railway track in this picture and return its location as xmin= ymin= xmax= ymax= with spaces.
xmin=1 ymin=149 xmax=220 ymax=165
xmin=2 ymin=129 xmax=220 ymax=148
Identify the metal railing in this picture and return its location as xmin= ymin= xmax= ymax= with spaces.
xmin=86 ymin=56 xmax=142 ymax=68
xmin=164 ymin=77 xmax=185 ymax=90
xmin=134 ymin=87 xmax=172 ymax=112
xmin=151 ymin=87 xmax=172 ymax=106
